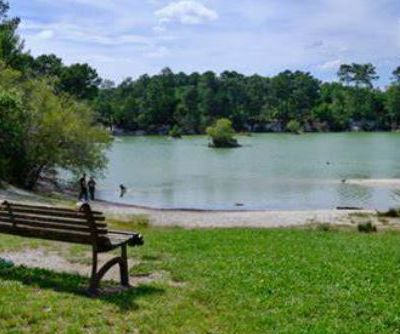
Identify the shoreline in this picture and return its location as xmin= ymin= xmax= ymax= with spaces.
xmin=112 ymin=130 xmax=400 ymax=137
xmin=97 ymin=202 xmax=368 ymax=229
xmin=91 ymin=198 xmax=376 ymax=229
xmin=94 ymin=198 xmax=365 ymax=213
xmin=0 ymin=183 xmax=391 ymax=229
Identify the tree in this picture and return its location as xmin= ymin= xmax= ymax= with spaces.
xmin=0 ymin=89 xmax=25 ymax=182
xmin=352 ymin=63 xmax=378 ymax=88
xmin=286 ymin=120 xmax=302 ymax=134
xmin=338 ymin=64 xmax=353 ymax=86
xmin=32 ymin=54 xmax=63 ymax=77
xmin=0 ymin=63 xmax=111 ymax=189
xmin=268 ymin=70 xmax=320 ymax=124
xmin=175 ymin=85 xmax=200 ymax=133
xmin=385 ymin=85 xmax=400 ymax=126
xmin=206 ymin=118 xmax=239 ymax=148
xmin=219 ymin=71 xmax=248 ymax=129
xmin=0 ymin=2 xmax=26 ymax=71
xmin=392 ymin=67 xmax=400 ymax=84
xmin=338 ymin=63 xmax=379 ymax=88
xmin=59 ymin=63 xmax=101 ymax=99
xmin=245 ymin=75 xmax=270 ymax=129
xmin=137 ymin=71 xmax=177 ymax=130
xmin=312 ymin=83 xmax=350 ymax=131
xmin=198 ymin=71 xmax=221 ymax=125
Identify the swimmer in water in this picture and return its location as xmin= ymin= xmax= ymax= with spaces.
xmin=119 ymin=184 xmax=127 ymax=198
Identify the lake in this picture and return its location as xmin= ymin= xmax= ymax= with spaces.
xmin=96 ymin=133 xmax=400 ymax=211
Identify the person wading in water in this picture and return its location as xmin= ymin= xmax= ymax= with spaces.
xmin=120 ymin=184 xmax=127 ymax=198
xmin=79 ymin=174 xmax=88 ymax=201
xmin=88 ymin=177 xmax=96 ymax=201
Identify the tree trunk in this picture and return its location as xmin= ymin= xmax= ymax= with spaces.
xmin=25 ymin=163 xmax=46 ymax=190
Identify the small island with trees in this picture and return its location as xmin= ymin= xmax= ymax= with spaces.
xmin=206 ymin=118 xmax=240 ymax=148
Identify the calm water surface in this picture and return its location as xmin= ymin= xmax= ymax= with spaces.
xmin=97 ymin=133 xmax=400 ymax=210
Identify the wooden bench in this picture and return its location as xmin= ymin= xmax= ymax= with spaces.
xmin=0 ymin=201 xmax=144 ymax=294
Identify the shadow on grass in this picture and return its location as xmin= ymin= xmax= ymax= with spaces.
xmin=0 ymin=259 xmax=164 ymax=311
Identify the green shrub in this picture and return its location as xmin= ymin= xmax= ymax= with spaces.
xmin=357 ymin=222 xmax=377 ymax=233
xmin=169 ymin=125 xmax=182 ymax=138
xmin=316 ymin=223 xmax=332 ymax=232
xmin=286 ymin=120 xmax=303 ymax=134
xmin=377 ymin=208 xmax=400 ymax=218
xmin=206 ymin=118 xmax=240 ymax=148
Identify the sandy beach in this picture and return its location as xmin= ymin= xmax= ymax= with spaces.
xmin=0 ymin=184 xmax=375 ymax=228
xmin=345 ymin=178 xmax=400 ymax=188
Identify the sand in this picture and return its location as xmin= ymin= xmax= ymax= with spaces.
xmin=0 ymin=183 xmax=389 ymax=229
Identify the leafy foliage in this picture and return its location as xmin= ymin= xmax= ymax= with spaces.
xmin=338 ymin=63 xmax=379 ymax=88
xmin=0 ymin=64 xmax=111 ymax=188
xmin=286 ymin=120 xmax=302 ymax=134
xmin=58 ymin=63 xmax=101 ymax=100
xmin=206 ymin=118 xmax=239 ymax=148
xmin=92 ymin=65 xmax=398 ymax=135
xmin=357 ymin=222 xmax=377 ymax=233
xmin=168 ymin=125 xmax=182 ymax=138
xmin=0 ymin=1 xmax=110 ymax=189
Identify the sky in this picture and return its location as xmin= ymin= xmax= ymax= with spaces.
xmin=11 ymin=0 xmax=400 ymax=85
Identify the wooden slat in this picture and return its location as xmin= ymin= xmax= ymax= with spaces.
xmin=0 ymin=224 xmax=102 ymax=245
xmin=0 ymin=212 xmax=106 ymax=228
xmin=0 ymin=207 xmax=105 ymax=221
xmin=5 ymin=202 xmax=103 ymax=215
xmin=0 ymin=201 xmax=124 ymax=249
xmin=0 ymin=218 xmax=108 ymax=234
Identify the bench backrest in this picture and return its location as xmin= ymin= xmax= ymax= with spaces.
xmin=0 ymin=201 xmax=108 ymax=246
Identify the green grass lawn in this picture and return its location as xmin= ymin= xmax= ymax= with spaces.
xmin=1 ymin=223 xmax=400 ymax=333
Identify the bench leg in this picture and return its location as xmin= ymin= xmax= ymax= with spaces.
xmin=89 ymin=249 xmax=99 ymax=295
xmin=88 ymin=244 xmax=130 ymax=295
xmin=120 ymin=244 xmax=130 ymax=287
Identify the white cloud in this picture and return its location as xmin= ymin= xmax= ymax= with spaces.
xmin=36 ymin=29 xmax=54 ymax=40
xmin=305 ymin=40 xmax=324 ymax=49
xmin=22 ymin=20 xmax=152 ymax=47
xmin=319 ymin=59 xmax=342 ymax=70
xmin=145 ymin=46 xmax=170 ymax=58
xmin=155 ymin=1 xmax=218 ymax=25
xmin=153 ymin=25 xmax=167 ymax=33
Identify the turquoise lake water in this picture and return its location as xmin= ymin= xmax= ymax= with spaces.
xmin=97 ymin=133 xmax=400 ymax=211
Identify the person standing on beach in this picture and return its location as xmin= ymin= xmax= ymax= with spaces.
xmin=79 ymin=174 xmax=88 ymax=201
xmin=88 ymin=177 xmax=96 ymax=201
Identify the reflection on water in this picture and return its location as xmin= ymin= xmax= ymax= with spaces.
xmin=97 ymin=133 xmax=400 ymax=210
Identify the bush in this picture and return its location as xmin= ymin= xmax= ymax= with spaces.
xmin=286 ymin=120 xmax=303 ymax=134
xmin=316 ymin=223 xmax=333 ymax=232
xmin=377 ymin=208 xmax=400 ymax=218
xmin=357 ymin=222 xmax=377 ymax=233
xmin=206 ymin=118 xmax=240 ymax=148
xmin=169 ymin=125 xmax=182 ymax=138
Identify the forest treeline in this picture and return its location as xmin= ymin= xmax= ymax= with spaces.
xmin=94 ymin=64 xmax=400 ymax=135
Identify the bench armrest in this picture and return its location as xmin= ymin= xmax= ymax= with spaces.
xmin=108 ymin=230 xmax=144 ymax=246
